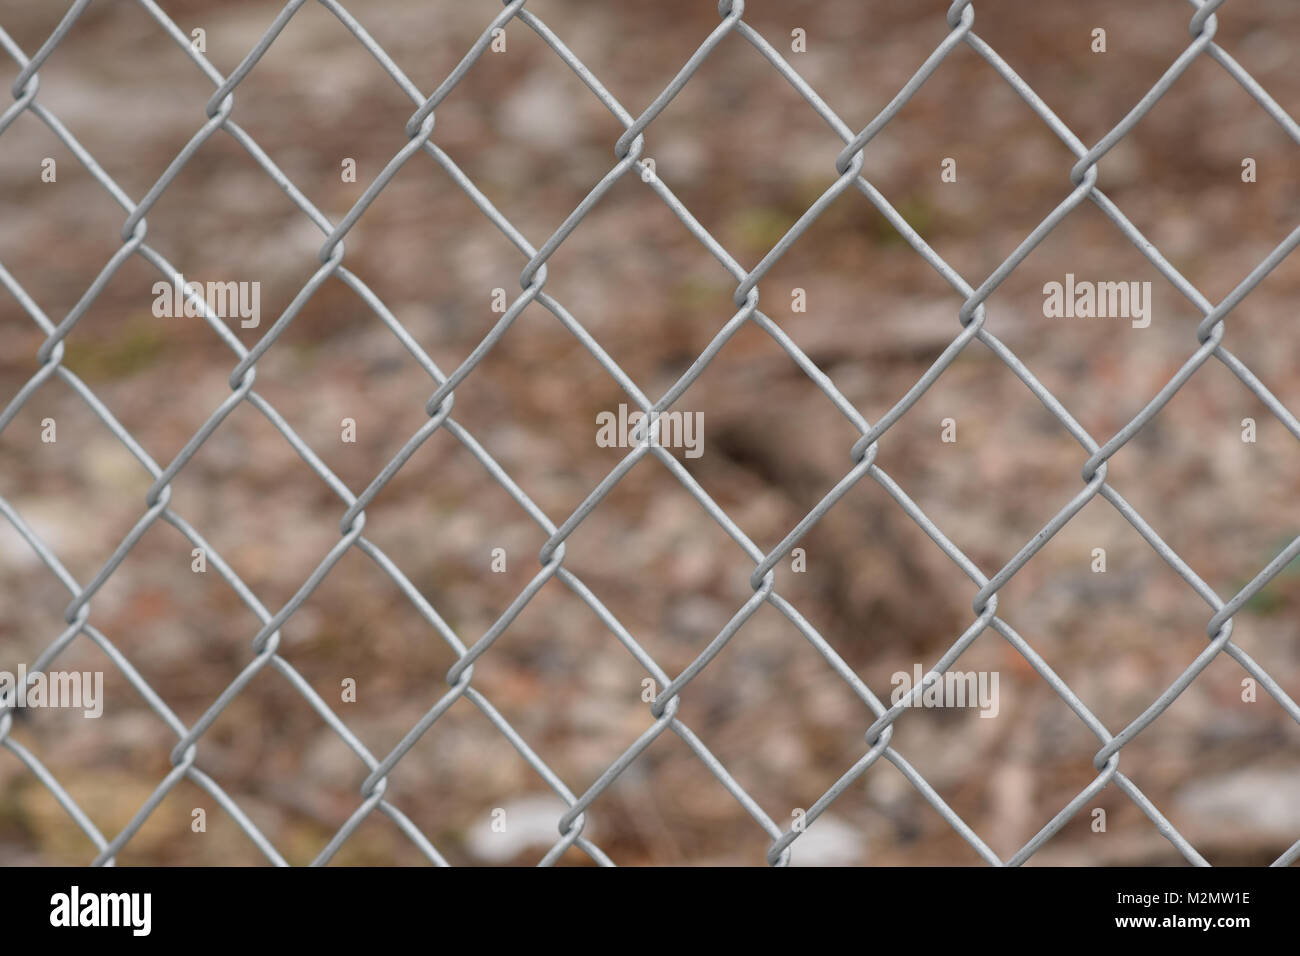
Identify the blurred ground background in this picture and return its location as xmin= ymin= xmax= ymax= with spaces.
xmin=1 ymin=0 xmax=1300 ymax=866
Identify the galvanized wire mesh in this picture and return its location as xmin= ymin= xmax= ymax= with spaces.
xmin=2 ymin=0 xmax=1299 ymax=867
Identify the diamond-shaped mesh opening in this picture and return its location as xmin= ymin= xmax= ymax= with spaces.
xmin=1114 ymin=651 xmax=1300 ymax=866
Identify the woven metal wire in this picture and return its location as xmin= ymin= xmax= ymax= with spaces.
xmin=2 ymin=0 xmax=1299 ymax=866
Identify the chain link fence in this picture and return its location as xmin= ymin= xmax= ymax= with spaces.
xmin=1 ymin=0 xmax=1299 ymax=866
